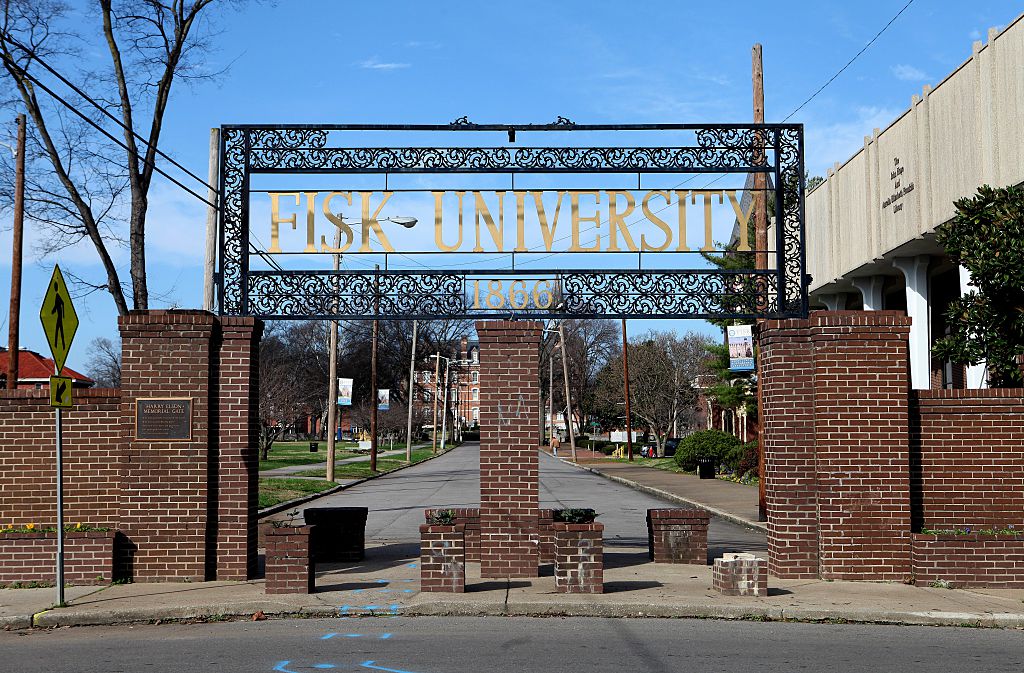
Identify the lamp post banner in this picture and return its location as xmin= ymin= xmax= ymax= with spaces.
xmin=218 ymin=122 xmax=807 ymax=321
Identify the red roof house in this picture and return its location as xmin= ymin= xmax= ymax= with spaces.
xmin=0 ymin=349 xmax=94 ymax=389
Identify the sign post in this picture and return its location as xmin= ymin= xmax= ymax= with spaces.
xmin=39 ymin=265 xmax=78 ymax=607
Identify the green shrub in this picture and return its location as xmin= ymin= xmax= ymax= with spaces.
xmin=552 ymin=508 xmax=598 ymax=523
xmin=723 ymin=440 xmax=759 ymax=477
xmin=426 ymin=509 xmax=457 ymax=525
xmin=674 ymin=430 xmax=741 ymax=471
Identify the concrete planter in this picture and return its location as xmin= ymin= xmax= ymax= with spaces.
xmin=553 ymin=522 xmax=603 ymax=594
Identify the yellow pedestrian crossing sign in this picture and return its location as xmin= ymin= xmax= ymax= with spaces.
xmin=50 ymin=376 xmax=73 ymax=408
xmin=39 ymin=265 xmax=79 ymax=374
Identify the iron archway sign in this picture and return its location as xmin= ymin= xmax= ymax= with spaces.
xmin=216 ymin=120 xmax=807 ymax=320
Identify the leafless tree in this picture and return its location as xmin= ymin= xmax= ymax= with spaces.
xmin=258 ymin=323 xmax=312 ymax=461
xmin=595 ymin=330 xmax=713 ymax=455
xmin=84 ymin=335 xmax=121 ymax=387
xmin=555 ymin=318 xmax=619 ymax=434
xmin=0 ymin=0 xmax=237 ymax=313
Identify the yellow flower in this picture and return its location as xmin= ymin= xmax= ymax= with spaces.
xmin=75 ymin=523 xmax=83 ymax=530
xmin=25 ymin=523 xmax=35 ymax=531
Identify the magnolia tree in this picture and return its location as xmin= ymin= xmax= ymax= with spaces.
xmin=933 ymin=184 xmax=1024 ymax=387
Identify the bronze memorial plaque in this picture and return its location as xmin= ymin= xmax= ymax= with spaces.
xmin=135 ymin=398 xmax=193 ymax=441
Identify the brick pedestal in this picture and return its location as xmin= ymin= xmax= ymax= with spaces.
xmin=476 ymin=321 xmax=541 ymax=579
xmin=647 ymin=508 xmax=709 ymax=564
xmin=538 ymin=509 xmax=555 ymax=564
xmin=553 ymin=522 xmax=603 ymax=594
xmin=713 ymin=553 xmax=768 ymax=596
xmin=265 ymin=526 xmax=314 ymax=594
xmin=424 ymin=508 xmax=480 ymax=562
xmin=419 ymin=524 xmax=466 ymax=593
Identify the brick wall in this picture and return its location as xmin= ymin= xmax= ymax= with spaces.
xmin=910 ymin=390 xmax=1024 ymax=531
xmin=424 ymin=508 xmax=480 ymax=562
xmin=759 ymin=318 xmax=818 ymax=578
xmin=0 ymin=310 xmax=261 ymax=585
xmin=476 ymin=321 xmax=541 ymax=579
xmin=553 ymin=522 xmax=603 ymax=594
xmin=0 ymin=531 xmax=116 ymax=585
xmin=810 ymin=312 xmax=912 ymax=581
xmin=0 ymin=389 xmax=122 ymax=529
xmin=912 ymin=534 xmax=1024 ymax=588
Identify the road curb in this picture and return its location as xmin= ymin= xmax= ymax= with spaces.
xmin=558 ymin=458 xmax=767 ymax=533
xmin=258 ymin=445 xmax=459 ymax=518
xmin=25 ymin=599 xmax=1024 ymax=629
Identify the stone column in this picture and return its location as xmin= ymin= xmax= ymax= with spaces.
xmin=758 ymin=318 xmax=818 ymax=578
xmin=893 ymin=255 xmax=931 ymax=389
xmin=118 ymin=310 xmax=215 ymax=581
xmin=852 ymin=276 xmax=886 ymax=311
xmin=811 ymin=311 xmax=912 ymax=581
xmin=818 ymin=293 xmax=847 ymax=311
xmin=476 ymin=320 xmax=541 ymax=578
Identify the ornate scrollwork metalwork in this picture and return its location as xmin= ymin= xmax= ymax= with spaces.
xmin=217 ymin=123 xmax=806 ymax=320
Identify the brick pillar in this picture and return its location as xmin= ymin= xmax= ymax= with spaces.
xmin=553 ymin=522 xmax=604 ymax=593
xmin=759 ymin=318 xmax=818 ymax=578
xmin=811 ymin=311 xmax=912 ymax=580
xmin=216 ymin=318 xmax=262 ymax=580
xmin=647 ymin=508 xmax=709 ymax=564
xmin=476 ymin=320 xmax=541 ymax=578
xmin=419 ymin=524 xmax=466 ymax=592
xmin=265 ymin=526 xmax=314 ymax=594
xmin=119 ymin=310 xmax=215 ymax=581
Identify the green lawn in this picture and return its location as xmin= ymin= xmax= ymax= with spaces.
xmin=292 ymin=447 xmax=440 ymax=480
xmin=604 ymin=456 xmax=683 ymax=472
xmin=258 ymin=478 xmax=339 ymax=509
xmin=258 ymin=440 xmax=359 ymax=472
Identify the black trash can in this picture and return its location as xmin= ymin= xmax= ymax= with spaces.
xmin=303 ymin=507 xmax=368 ymax=562
xmin=309 ymin=442 xmax=319 ymax=453
xmin=696 ymin=458 xmax=716 ymax=480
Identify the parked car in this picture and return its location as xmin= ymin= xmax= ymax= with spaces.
xmin=663 ymin=438 xmax=680 ymax=458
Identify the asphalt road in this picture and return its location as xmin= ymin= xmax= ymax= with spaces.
xmin=297 ymin=442 xmax=765 ymax=555
xmin=3 ymin=616 xmax=1022 ymax=673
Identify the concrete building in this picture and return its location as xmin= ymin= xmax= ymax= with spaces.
xmin=805 ymin=14 xmax=1023 ymax=389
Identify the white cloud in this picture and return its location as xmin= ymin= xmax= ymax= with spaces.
xmin=403 ymin=40 xmax=441 ymax=50
xmin=804 ymin=105 xmax=901 ymax=177
xmin=358 ymin=57 xmax=411 ymax=71
xmin=968 ymin=28 xmax=982 ymax=40
xmin=890 ymin=64 xmax=929 ymax=82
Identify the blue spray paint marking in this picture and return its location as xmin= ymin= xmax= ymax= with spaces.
xmin=272 ymin=663 xmax=299 ymax=673
xmin=363 ymin=605 xmax=380 ymax=611
xmin=376 ymin=579 xmax=389 ymax=584
xmin=380 ymin=633 xmax=392 ymax=640
xmin=389 ymin=604 xmax=400 ymax=615
xmin=360 ymin=661 xmax=425 ymax=673
xmin=339 ymin=605 xmax=352 ymax=613
xmin=379 ymin=589 xmax=392 ymax=593
xmin=313 ymin=665 xmax=337 ymax=670
xmin=402 ymin=589 xmax=414 ymax=593
xmin=406 ymin=563 xmax=418 ymax=568
xmin=321 ymin=633 xmax=338 ymax=640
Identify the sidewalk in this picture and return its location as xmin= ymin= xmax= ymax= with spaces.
xmin=5 ymin=543 xmax=1024 ymax=630
xmin=556 ymin=452 xmax=764 ymax=530
xmin=262 ymin=448 xmax=412 ymax=477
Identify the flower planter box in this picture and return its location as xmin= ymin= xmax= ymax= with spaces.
xmin=304 ymin=507 xmax=367 ymax=562
xmin=647 ymin=508 xmax=709 ymax=564
xmin=424 ymin=508 xmax=480 ymax=562
xmin=553 ymin=522 xmax=603 ymax=594
xmin=420 ymin=524 xmax=465 ymax=593
xmin=912 ymin=533 xmax=1024 ymax=588
xmin=265 ymin=525 xmax=314 ymax=594
xmin=0 ymin=530 xmax=116 ymax=586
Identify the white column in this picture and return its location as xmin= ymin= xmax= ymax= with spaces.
xmin=893 ymin=256 xmax=931 ymax=389
xmin=852 ymin=276 xmax=886 ymax=311
xmin=958 ymin=265 xmax=988 ymax=389
xmin=819 ymin=293 xmax=847 ymax=311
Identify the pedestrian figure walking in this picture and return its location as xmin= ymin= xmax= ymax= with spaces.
xmin=551 ymin=434 xmax=560 ymax=457
xmin=51 ymin=281 xmax=66 ymax=349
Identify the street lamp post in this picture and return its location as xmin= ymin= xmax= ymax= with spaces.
xmin=556 ymin=321 xmax=577 ymax=462
xmin=431 ymin=354 xmax=452 ymax=452
xmin=405 ymin=320 xmax=417 ymax=462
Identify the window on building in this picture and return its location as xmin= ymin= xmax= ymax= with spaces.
xmin=472 ymin=387 xmax=478 ymax=400
xmin=471 ymin=371 xmax=478 ymax=383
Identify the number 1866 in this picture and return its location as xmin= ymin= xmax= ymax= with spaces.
xmin=472 ymin=279 xmax=558 ymax=310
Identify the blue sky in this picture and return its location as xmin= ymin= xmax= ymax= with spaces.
xmin=1 ymin=0 xmax=1021 ymax=372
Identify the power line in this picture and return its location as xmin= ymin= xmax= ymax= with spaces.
xmin=781 ymin=0 xmax=915 ymax=122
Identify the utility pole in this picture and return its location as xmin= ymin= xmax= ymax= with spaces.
xmin=405 ymin=320 xmax=418 ymax=462
xmin=621 ymin=318 xmax=634 ymax=461
xmin=548 ymin=353 xmax=554 ymax=448
xmin=370 ymin=264 xmax=379 ymax=473
xmin=6 ymin=114 xmax=25 ymax=390
xmin=431 ymin=351 xmax=440 ymax=454
xmin=325 ymin=229 xmax=342 ymax=481
xmin=202 ymin=128 xmax=219 ymax=312
xmin=557 ymin=320 xmax=577 ymax=461
xmin=753 ymin=43 xmax=768 ymax=522
xmin=440 ymin=357 xmax=450 ymax=451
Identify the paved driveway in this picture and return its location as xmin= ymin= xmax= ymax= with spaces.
xmin=297 ymin=442 xmax=766 ymax=555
